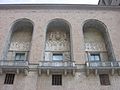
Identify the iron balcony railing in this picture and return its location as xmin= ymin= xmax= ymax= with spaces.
xmin=0 ymin=60 xmax=28 ymax=67
xmin=39 ymin=61 xmax=76 ymax=68
xmin=86 ymin=61 xmax=120 ymax=69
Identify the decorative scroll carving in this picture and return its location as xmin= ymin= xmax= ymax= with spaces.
xmin=9 ymin=42 xmax=30 ymax=51
xmin=45 ymin=29 xmax=71 ymax=61
xmin=85 ymin=42 xmax=107 ymax=51
xmin=84 ymin=29 xmax=107 ymax=51
xmin=46 ymin=31 xmax=70 ymax=51
xmin=9 ymin=30 xmax=32 ymax=51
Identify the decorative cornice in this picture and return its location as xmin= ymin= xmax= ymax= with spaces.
xmin=0 ymin=4 xmax=120 ymax=10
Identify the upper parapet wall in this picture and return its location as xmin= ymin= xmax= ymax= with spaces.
xmin=0 ymin=4 xmax=120 ymax=10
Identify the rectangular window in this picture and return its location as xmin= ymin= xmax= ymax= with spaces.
xmin=90 ymin=54 xmax=100 ymax=61
xmin=53 ymin=54 xmax=63 ymax=61
xmin=99 ymin=74 xmax=110 ymax=85
xmin=4 ymin=74 xmax=15 ymax=84
xmin=15 ymin=53 xmax=25 ymax=61
xmin=52 ymin=75 xmax=62 ymax=85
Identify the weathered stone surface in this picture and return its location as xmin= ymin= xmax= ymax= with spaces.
xmin=0 ymin=5 xmax=120 ymax=90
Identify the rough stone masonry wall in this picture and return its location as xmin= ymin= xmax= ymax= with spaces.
xmin=0 ymin=7 xmax=120 ymax=90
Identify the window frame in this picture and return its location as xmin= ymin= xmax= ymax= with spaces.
xmin=14 ymin=52 xmax=27 ymax=61
xmin=4 ymin=73 xmax=15 ymax=85
xmin=90 ymin=53 xmax=101 ymax=61
xmin=52 ymin=53 xmax=63 ymax=61
xmin=99 ymin=74 xmax=110 ymax=85
xmin=87 ymin=52 xmax=101 ymax=62
xmin=52 ymin=74 xmax=62 ymax=86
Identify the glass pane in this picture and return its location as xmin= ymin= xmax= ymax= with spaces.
xmin=53 ymin=54 xmax=63 ymax=61
xmin=15 ymin=53 xmax=25 ymax=61
xmin=15 ymin=54 xmax=20 ymax=60
xmin=20 ymin=54 xmax=25 ymax=60
xmin=90 ymin=55 xmax=95 ymax=61
xmin=90 ymin=54 xmax=100 ymax=61
xmin=95 ymin=55 xmax=100 ymax=61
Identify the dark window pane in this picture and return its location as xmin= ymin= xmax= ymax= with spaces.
xmin=99 ymin=74 xmax=110 ymax=85
xmin=90 ymin=54 xmax=100 ymax=61
xmin=53 ymin=54 xmax=63 ymax=61
xmin=52 ymin=75 xmax=62 ymax=85
xmin=15 ymin=53 xmax=25 ymax=60
xmin=4 ymin=74 xmax=15 ymax=84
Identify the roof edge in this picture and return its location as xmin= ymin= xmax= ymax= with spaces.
xmin=0 ymin=4 xmax=120 ymax=10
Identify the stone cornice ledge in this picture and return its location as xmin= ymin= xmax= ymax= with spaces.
xmin=0 ymin=4 xmax=120 ymax=10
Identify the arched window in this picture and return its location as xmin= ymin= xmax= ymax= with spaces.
xmin=38 ymin=19 xmax=75 ymax=75
xmin=45 ymin=19 xmax=71 ymax=61
xmin=83 ymin=19 xmax=115 ymax=62
xmin=7 ymin=18 xmax=34 ymax=61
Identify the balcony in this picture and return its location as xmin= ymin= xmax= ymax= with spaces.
xmin=86 ymin=61 xmax=120 ymax=76
xmin=38 ymin=61 xmax=76 ymax=75
xmin=0 ymin=60 xmax=29 ymax=75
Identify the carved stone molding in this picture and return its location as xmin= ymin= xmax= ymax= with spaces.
xmin=10 ymin=42 xmax=30 ymax=51
xmin=85 ymin=42 xmax=106 ymax=51
xmin=46 ymin=31 xmax=70 ymax=51
xmin=45 ymin=30 xmax=71 ymax=61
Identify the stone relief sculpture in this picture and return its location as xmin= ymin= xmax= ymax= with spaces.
xmin=9 ymin=30 xmax=32 ymax=51
xmin=85 ymin=42 xmax=106 ymax=51
xmin=84 ymin=29 xmax=107 ymax=51
xmin=10 ymin=42 xmax=30 ymax=51
xmin=45 ymin=29 xmax=70 ymax=61
xmin=46 ymin=31 xmax=70 ymax=51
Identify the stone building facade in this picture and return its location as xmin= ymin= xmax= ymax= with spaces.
xmin=0 ymin=3 xmax=120 ymax=90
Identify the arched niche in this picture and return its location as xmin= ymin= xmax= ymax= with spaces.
xmin=83 ymin=19 xmax=115 ymax=61
xmin=7 ymin=18 xmax=34 ymax=60
xmin=44 ymin=19 xmax=72 ymax=61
